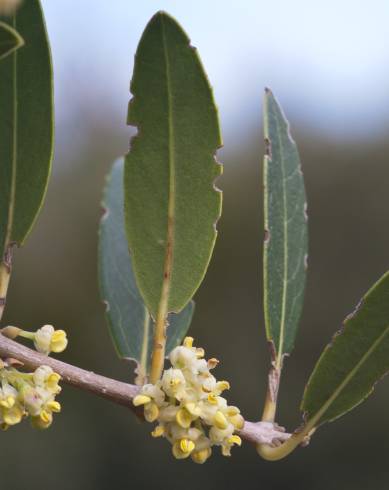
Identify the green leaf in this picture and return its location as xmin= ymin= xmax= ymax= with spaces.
xmin=263 ymin=89 xmax=308 ymax=364
xmin=0 ymin=21 xmax=23 ymax=61
xmin=124 ymin=11 xmax=222 ymax=318
xmin=0 ymin=0 xmax=53 ymax=261
xmin=301 ymin=271 xmax=389 ymax=427
xmin=99 ymin=159 xmax=194 ymax=380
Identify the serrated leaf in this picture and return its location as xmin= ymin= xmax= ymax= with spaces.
xmin=0 ymin=21 xmax=23 ymax=61
xmin=263 ymin=89 xmax=308 ymax=364
xmin=0 ymin=0 xmax=53 ymax=261
xmin=301 ymin=271 xmax=389 ymax=427
xmin=99 ymin=159 xmax=194 ymax=379
xmin=124 ymin=11 xmax=222 ymax=319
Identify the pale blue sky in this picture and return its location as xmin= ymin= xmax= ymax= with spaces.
xmin=41 ymin=0 xmax=389 ymax=143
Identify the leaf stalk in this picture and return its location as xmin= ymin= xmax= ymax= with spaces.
xmin=0 ymin=247 xmax=13 ymax=322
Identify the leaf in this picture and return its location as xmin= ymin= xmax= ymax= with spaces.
xmin=124 ymin=11 xmax=222 ymax=318
xmin=0 ymin=21 xmax=23 ymax=61
xmin=263 ymin=89 xmax=308 ymax=364
xmin=0 ymin=0 xmax=53 ymax=261
xmin=301 ymin=271 xmax=389 ymax=427
xmin=99 ymin=159 xmax=194 ymax=379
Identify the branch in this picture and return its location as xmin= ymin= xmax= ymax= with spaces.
xmin=0 ymin=333 xmax=139 ymax=408
xmin=0 ymin=333 xmax=291 ymax=445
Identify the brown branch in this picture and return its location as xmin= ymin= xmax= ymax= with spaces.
xmin=0 ymin=333 xmax=290 ymax=445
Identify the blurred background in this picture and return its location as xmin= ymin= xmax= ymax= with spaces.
xmin=2 ymin=0 xmax=389 ymax=488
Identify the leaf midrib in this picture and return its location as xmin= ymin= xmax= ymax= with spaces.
xmin=157 ymin=15 xmax=176 ymax=314
xmin=265 ymin=100 xmax=289 ymax=366
xmin=275 ymin=110 xmax=289 ymax=367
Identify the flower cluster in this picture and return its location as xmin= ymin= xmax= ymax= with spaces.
xmin=133 ymin=337 xmax=244 ymax=463
xmin=0 ymin=364 xmax=62 ymax=430
xmin=0 ymin=324 xmax=67 ymax=430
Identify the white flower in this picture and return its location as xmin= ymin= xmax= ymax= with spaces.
xmin=34 ymin=325 xmax=68 ymax=355
xmin=141 ymin=383 xmax=165 ymax=405
xmin=169 ymin=346 xmax=198 ymax=372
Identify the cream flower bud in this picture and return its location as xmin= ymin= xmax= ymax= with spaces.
xmin=169 ymin=346 xmax=198 ymax=371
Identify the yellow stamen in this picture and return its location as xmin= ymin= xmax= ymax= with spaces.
xmin=52 ymin=330 xmax=66 ymax=342
xmin=176 ymin=407 xmax=192 ymax=428
xmin=169 ymin=378 xmax=181 ymax=387
xmin=6 ymin=396 xmax=15 ymax=408
xmin=229 ymin=414 xmax=244 ymax=430
xmin=207 ymin=393 xmax=218 ymax=405
xmin=3 ymin=406 xmax=23 ymax=425
xmin=214 ymin=411 xmax=229 ymax=430
xmin=172 ymin=441 xmax=190 ymax=459
xmin=47 ymin=373 xmax=61 ymax=393
xmin=195 ymin=348 xmax=205 ymax=358
xmin=144 ymin=402 xmax=159 ymax=422
xmin=226 ymin=406 xmax=240 ymax=416
xmin=185 ymin=402 xmax=200 ymax=416
xmin=207 ymin=358 xmax=219 ymax=369
xmin=228 ymin=435 xmax=242 ymax=446
xmin=183 ymin=337 xmax=194 ymax=348
xmin=179 ymin=438 xmax=195 ymax=454
xmin=133 ymin=395 xmax=151 ymax=407
xmin=47 ymin=401 xmax=61 ymax=413
xmin=40 ymin=410 xmax=52 ymax=424
xmin=191 ymin=447 xmax=211 ymax=464
xmin=216 ymin=381 xmax=230 ymax=393
xmin=49 ymin=373 xmax=61 ymax=382
xmin=50 ymin=330 xmax=68 ymax=353
xmin=151 ymin=425 xmax=165 ymax=438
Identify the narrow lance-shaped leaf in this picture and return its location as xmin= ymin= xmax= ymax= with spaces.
xmin=301 ymin=271 xmax=389 ymax=426
xmin=263 ymin=89 xmax=308 ymax=365
xmin=0 ymin=21 xmax=23 ymax=61
xmin=99 ymin=159 xmax=194 ymax=381
xmin=124 ymin=12 xmax=222 ymax=318
xmin=0 ymin=0 xmax=53 ymax=261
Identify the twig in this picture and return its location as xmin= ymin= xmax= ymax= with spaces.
xmin=0 ymin=333 xmax=291 ymax=445
xmin=0 ymin=333 xmax=139 ymax=408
